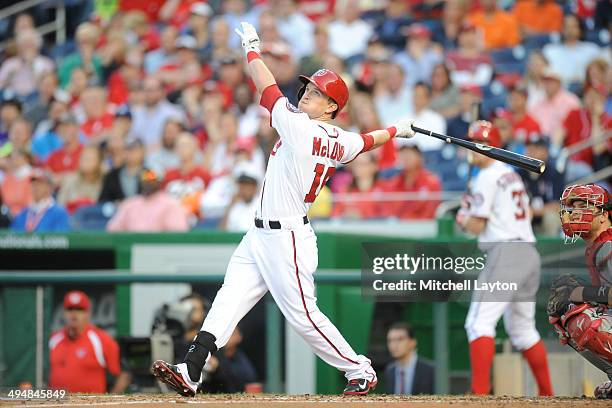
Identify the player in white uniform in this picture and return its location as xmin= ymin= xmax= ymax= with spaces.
xmin=152 ymin=22 xmax=416 ymax=396
xmin=456 ymin=121 xmax=552 ymax=396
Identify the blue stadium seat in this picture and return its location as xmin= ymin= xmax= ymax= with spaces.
xmin=422 ymin=146 xmax=468 ymax=191
xmin=480 ymin=81 xmax=508 ymax=119
xmin=523 ymin=34 xmax=554 ymax=52
xmin=490 ymin=46 xmax=527 ymax=74
xmin=71 ymin=204 xmax=115 ymax=231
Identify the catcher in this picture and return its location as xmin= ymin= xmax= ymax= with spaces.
xmin=547 ymin=183 xmax=612 ymax=399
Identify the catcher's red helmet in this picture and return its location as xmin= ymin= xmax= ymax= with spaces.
xmin=298 ymin=69 xmax=349 ymax=117
xmin=467 ymin=120 xmax=501 ymax=148
xmin=559 ymin=184 xmax=612 ymax=241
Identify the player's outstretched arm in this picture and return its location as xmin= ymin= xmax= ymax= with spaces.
xmin=235 ymin=22 xmax=276 ymax=94
xmin=365 ymin=118 xmax=416 ymax=149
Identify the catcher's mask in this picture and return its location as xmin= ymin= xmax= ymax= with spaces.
xmin=559 ymin=184 xmax=611 ymax=243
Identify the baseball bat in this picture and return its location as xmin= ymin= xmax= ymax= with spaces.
xmin=411 ymin=125 xmax=546 ymax=174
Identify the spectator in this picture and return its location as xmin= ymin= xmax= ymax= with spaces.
xmin=129 ymin=77 xmax=186 ymax=148
xmin=584 ymin=59 xmax=610 ymax=100
xmin=394 ymin=24 xmax=444 ymax=87
xmin=524 ymin=51 xmax=549 ymax=109
xmin=467 ymin=0 xmax=521 ymax=49
xmin=445 ymin=22 xmax=493 ymax=87
xmin=49 ymin=291 xmax=131 ymax=393
xmin=200 ymin=327 xmax=258 ymax=393
xmin=561 ymin=85 xmax=612 ymax=172
xmin=517 ymin=135 xmax=563 ymax=236
xmin=11 ymin=168 xmax=70 ymax=232
xmin=0 ymin=149 xmax=32 ymax=216
xmin=208 ymin=18 xmax=234 ymax=63
xmin=104 ymin=131 xmax=127 ymax=170
xmin=78 ymin=87 xmax=114 ymax=143
xmin=99 ymin=138 xmax=146 ymax=202
xmin=158 ymin=35 xmax=203 ymax=93
xmin=146 ymin=118 xmax=183 ymax=175
xmin=144 ymin=26 xmax=179 ymax=75
xmin=31 ymin=90 xmax=71 ymax=163
xmin=529 ymin=69 xmax=580 ymax=141
xmin=4 ymin=118 xmax=32 ymax=156
xmin=159 ymin=0 xmax=201 ymax=29
xmin=46 ymin=114 xmax=83 ymax=177
xmin=234 ymin=82 xmax=262 ymax=140
xmin=171 ymin=293 xmax=210 ymax=362
xmin=374 ymin=63 xmax=414 ymax=127
xmin=506 ymin=82 xmax=542 ymax=144
xmin=220 ymin=0 xmax=261 ymax=50
xmin=429 ymin=63 xmax=460 ymax=118
xmin=220 ymin=165 xmax=260 ymax=232
xmin=164 ymin=133 xmax=210 ymax=218
xmin=57 ymin=146 xmax=104 ymax=213
xmin=446 ymin=84 xmax=482 ymax=140
xmin=513 ymin=0 xmax=563 ymax=36
xmin=23 ymin=72 xmax=59 ymax=128
xmin=186 ymin=3 xmax=213 ymax=52
xmin=385 ymin=322 xmax=435 ymax=395
xmin=261 ymin=43 xmax=300 ymax=105
xmin=0 ymin=29 xmax=54 ymax=99
xmin=410 ymin=82 xmax=446 ymax=151
xmin=371 ymin=0 xmax=414 ymax=51
xmin=203 ymin=111 xmax=239 ymax=177
xmin=106 ymin=46 xmax=145 ymax=106
xmin=328 ymin=0 xmax=373 ymax=61
xmin=383 ymin=144 xmax=442 ymax=219
xmin=273 ymin=0 xmax=315 ymax=60
xmin=299 ymin=22 xmax=333 ymax=77
xmin=111 ymin=104 xmax=133 ymax=141
xmin=542 ymin=14 xmax=606 ymax=86
xmin=106 ymin=169 xmax=189 ymax=232
xmin=0 ymin=190 xmax=11 ymax=228
xmin=433 ymin=0 xmax=468 ymax=49
xmin=0 ymin=97 xmax=22 ymax=147
xmin=58 ymin=22 xmax=103 ymax=88
xmin=491 ymin=108 xmax=515 ymax=148
xmin=333 ymin=152 xmax=385 ymax=219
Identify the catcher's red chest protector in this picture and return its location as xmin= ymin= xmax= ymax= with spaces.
xmin=585 ymin=228 xmax=612 ymax=286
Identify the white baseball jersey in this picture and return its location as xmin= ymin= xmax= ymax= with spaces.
xmin=469 ymin=161 xmax=536 ymax=243
xmin=257 ymin=86 xmax=369 ymax=220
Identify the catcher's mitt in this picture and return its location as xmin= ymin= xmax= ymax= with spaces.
xmin=547 ymin=274 xmax=584 ymax=318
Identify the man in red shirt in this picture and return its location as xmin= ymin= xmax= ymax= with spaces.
xmin=46 ymin=114 xmax=83 ymax=176
xmin=383 ymin=143 xmax=441 ymax=219
xmin=49 ymin=291 xmax=130 ymax=393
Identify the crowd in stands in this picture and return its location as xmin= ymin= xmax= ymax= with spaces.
xmin=0 ymin=0 xmax=610 ymax=234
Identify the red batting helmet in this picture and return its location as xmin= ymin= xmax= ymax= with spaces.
xmin=559 ymin=184 xmax=612 ymax=242
xmin=298 ymin=69 xmax=349 ymax=118
xmin=467 ymin=120 xmax=501 ymax=148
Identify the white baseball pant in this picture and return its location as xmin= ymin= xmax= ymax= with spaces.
xmin=201 ymin=219 xmax=376 ymax=381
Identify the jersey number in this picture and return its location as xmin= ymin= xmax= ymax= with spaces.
xmin=305 ymin=163 xmax=335 ymax=203
xmin=512 ymin=189 xmax=527 ymax=220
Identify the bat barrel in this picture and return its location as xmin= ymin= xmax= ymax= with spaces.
xmin=411 ymin=125 xmax=546 ymax=174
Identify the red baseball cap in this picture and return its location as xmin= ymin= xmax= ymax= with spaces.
xmin=460 ymin=84 xmax=483 ymax=98
xmin=63 ymin=290 xmax=91 ymax=310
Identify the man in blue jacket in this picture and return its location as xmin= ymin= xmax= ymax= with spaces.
xmin=11 ymin=168 xmax=70 ymax=232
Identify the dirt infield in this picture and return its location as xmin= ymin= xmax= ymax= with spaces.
xmin=1 ymin=394 xmax=610 ymax=408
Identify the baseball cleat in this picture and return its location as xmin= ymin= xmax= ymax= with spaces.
xmin=151 ymin=360 xmax=200 ymax=397
xmin=595 ymin=380 xmax=612 ymax=399
xmin=343 ymin=378 xmax=377 ymax=395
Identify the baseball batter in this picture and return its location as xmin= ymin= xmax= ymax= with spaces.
xmin=548 ymin=183 xmax=612 ymax=399
xmin=456 ymin=121 xmax=552 ymax=396
xmin=152 ymin=22 xmax=416 ymax=396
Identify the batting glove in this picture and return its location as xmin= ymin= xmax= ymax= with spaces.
xmin=235 ymin=22 xmax=261 ymax=55
xmin=394 ymin=119 xmax=416 ymax=138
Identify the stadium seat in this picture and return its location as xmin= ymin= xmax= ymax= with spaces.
xmin=71 ymin=204 xmax=116 ymax=231
xmin=480 ymin=81 xmax=508 ymax=119
xmin=422 ymin=146 xmax=468 ymax=191
xmin=490 ymin=46 xmax=527 ymax=75
xmin=522 ymin=33 xmax=554 ymax=52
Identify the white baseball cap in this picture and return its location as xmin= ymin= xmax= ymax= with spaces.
xmin=191 ymin=2 xmax=213 ymax=17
